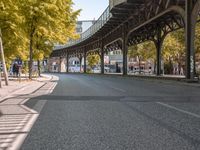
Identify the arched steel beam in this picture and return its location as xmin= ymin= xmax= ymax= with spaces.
xmin=192 ymin=0 xmax=200 ymax=24
xmin=127 ymin=5 xmax=185 ymax=39
xmin=104 ymin=38 xmax=123 ymax=48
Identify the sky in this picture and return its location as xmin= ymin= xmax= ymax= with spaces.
xmin=73 ymin=0 xmax=109 ymax=21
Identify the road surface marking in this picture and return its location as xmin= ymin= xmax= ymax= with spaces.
xmin=33 ymin=100 xmax=47 ymax=113
xmin=48 ymin=82 xmax=57 ymax=93
xmin=20 ymin=98 xmax=30 ymax=105
xmin=156 ymin=102 xmax=200 ymax=119
xmin=109 ymin=86 xmax=126 ymax=92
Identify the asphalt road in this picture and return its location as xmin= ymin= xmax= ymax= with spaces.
xmin=22 ymin=74 xmax=200 ymax=150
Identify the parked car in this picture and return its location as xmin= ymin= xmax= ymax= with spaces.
xmin=93 ymin=67 xmax=101 ymax=73
xmin=104 ymin=67 xmax=110 ymax=73
xmin=69 ymin=65 xmax=81 ymax=72
xmin=105 ymin=65 xmax=116 ymax=73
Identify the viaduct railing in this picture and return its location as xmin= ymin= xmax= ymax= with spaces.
xmin=54 ymin=6 xmax=111 ymax=49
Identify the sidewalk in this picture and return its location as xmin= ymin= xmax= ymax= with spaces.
xmin=0 ymin=74 xmax=52 ymax=102
xmin=0 ymin=74 xmax=58 ymax=150
xmin=0 ymin=80 xmax=29 ymax=102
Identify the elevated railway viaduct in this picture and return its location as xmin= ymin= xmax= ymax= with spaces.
xmin=50 ymin=0 xmax=200 ymax=80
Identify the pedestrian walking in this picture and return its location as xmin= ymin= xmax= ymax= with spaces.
xmin=18 ymin=65 xmax=22 ymax=76
xmin=16 ymin=64 xmax=19 ymax=77
xmin=180 ymin=67 xmax=184 ymax=75
xmin=12 ymin=63 xmax=17 ymax=77
xmin=13 ymin=63 xmax=20 ymax=77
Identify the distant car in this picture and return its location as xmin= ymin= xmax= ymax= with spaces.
xmin=69 ymin=65 xmax=81 ymax=72
xmin=93 ymin=67 xmax=101 ymax=73
xmin=105 ymin=64 xmax=117 ymax=73
xmin=104 ymin=67 xmax=110 ymax=73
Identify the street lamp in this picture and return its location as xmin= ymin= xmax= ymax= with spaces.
xmin=0 ymin=28 xmax=9 ymax=86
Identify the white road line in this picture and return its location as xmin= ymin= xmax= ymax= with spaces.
xmin=33 ymin=100 xmax=47 ymax=114
xmin=20 ymin=105 xmax=38 ymax=114
xmin=9 ymin=133 xmax=27 ymax=150
xmin=156 ymin=102 xmax=200 ymax=119
xmin=20 ymin=98 xmax=30 ymax=105
xmin=48 ymin=83 xmax=57 ymax=94
xmin=109 ymin=86 xmax=126 ymax=92
xmin=22 ymin=114 xmax=39 ymax=132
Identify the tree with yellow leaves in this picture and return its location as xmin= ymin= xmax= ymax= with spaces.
xmin=0 ymin=0 xmax=28 ymax=85
xmin=128 ymin=41 xmax=156 ymax=73
xmin=87 ymin=54 xmax=100 ymax=72
xmin=162 ymin=29 xmax=185 ymax=74
xmin=195 ymin=22 xmax=200 ymax=75
xmin=19 ymin=0 xmax=80 ymax=79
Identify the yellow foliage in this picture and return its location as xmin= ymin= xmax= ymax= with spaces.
xmin=128 ymin=41 xmax=156 ymax=61
xmin=87 ymin=54 xmax=100 ymax=68
xmin=0 ymin=0 xmax=80 ymax=69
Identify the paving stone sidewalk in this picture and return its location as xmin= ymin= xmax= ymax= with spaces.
xmin=0 ymin=74 xmax=57 ymax=150
xmin=0 ymin=74 xmax=52 ymax=102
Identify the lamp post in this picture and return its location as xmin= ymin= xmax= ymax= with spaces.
xmin=0 ymin=68 xmax=2 ymax=88
xmin=0 ymin=29 xmax=9 ymax=86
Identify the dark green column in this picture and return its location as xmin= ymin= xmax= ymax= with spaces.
xmin=84 ymin=49 xmax=87 ymax=73
xmin=185 ymin=0 xmax=195 ymax=79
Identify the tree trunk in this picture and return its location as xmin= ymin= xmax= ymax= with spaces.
xmin=29 ymin=37 xmax=33 ymax=79
xmin=0 ymin=71 xmax=2 ymax=88
xmin=169 ymin=58 xmax=173 ymax=74
xmin=154 ymin=60 xmax=156 ymax=74
xmin=37 ymin=60 xmax=41 ymax=77
xmin=139 ymin=58 xmax=141 ymax=74
xmin=178 ymin=60 xmax=181 ymax=75
xmin=0 ymin=29 xmax=9 ymax=86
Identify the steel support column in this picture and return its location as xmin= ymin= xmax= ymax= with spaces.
xmin=122 ymin=43 xmax=128 ymax=75
xmin=185 ymin=0 xmax=195 ymax=79
xmin=59 ymin=57 xmax=62 ymax=73
xmin=84 ymin=49 xmax=87 ymax=73
xmin=122 ymin=25 xmax=128 ymax=75
xmin=100 ymin=42 xmax=104 ymax=74
xmin=79 ymin=56 xmax=82 ymax=73
xmin=156 ymin=43 xmax=162 ymax=76
xmin=154 ymin=28 xmax=165 ymax=76
xmin=66 ymin=54 xmax=69 ymax=73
